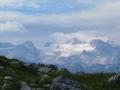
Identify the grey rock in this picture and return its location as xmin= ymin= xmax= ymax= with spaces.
xmin=44 ymin=84 xmax=51 ymax=88
xmin=1 ymin=76 xmax=18 ymax=90
xmin=43 ymin=74 xmax=49 ymax=78
xmin=32 ymin=88 xmax=36 ymax=90
xmin=36 ymin=88 xmax=44 ymax=90
xmin=38 ymin=67 xmax=52 ymax=73
xmin=4 ymin=76 xmax=15 ymax=83
xmin=11 ymin=61 xmax=19 ymax=64
xmin=38 ymin=64 xmax=58 ymax=73
xmin=50 ymin=76 xmax=82 ymax=90
xmin=0 ymin=66 xmax=4 ymax=69
xmin=4 ymin=76 xmax=15 ymax=80
xmin=20 ymin=81 xmax=32 ymax=90
xmin=0 ymin=77 xmax=2 ymax=80
xmin=60 ymin=68 xmax=69 ymax=72
xmin=1 ymin=83 xmax=10 ymax=90
xmin=108 ymin=74 xmax=120 ymax=84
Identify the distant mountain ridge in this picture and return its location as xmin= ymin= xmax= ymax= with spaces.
xmin=0 ymin=41 xmax=40 ymax=63
xmin=0 ymin=39 xmax=120 ymax=73
xmin=0 ymin=42 xmax=14 ymax=48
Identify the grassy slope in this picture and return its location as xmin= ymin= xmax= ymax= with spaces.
xmin=0 ymin=56 xmax=120 ymax=90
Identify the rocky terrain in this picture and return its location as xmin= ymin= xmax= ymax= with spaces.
xmin=0 ymin=56 xmax=120 ymax=90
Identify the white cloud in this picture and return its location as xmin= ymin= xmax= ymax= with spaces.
xmin=0 ymin=0 xmax=120 ymax=28
xmin=76 ymin=0 xmax=101 ymax=5
xmin=0 ymin=21 xmax=27 ymax=32
xmin=0 ymin=0 xmax=119 ymax=44
xmin=0 ymin=0 xmax=41 ymax=8
xmin=21 ymin=0 xmax=120 ymax=32
xmin=51 ymin=32 xmax=109 ymax=44
xmin=44 ymin=32 xmax=109 ymax=57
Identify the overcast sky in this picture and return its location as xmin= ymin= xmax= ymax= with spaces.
xmin=0 ymin=0 xmax=119 ymax=46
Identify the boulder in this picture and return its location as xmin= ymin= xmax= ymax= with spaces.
xmin=108 ymin=74 xmax=120 ymax=85
xmin=50 ymin=76 xmax=82 ymax=90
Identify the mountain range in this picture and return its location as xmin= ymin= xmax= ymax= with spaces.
xmin=0 ymin=39 xmax=120 ymax=73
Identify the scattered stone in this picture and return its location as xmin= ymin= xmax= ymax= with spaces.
xmin=38 ymin=64 xmax=58 ymax=73
xmin=24 ymin=63 xmax=31 ymax=67
xmin=38 ymin=67 xmax=52 ymax=73
xmin=1 ymin=76 xmax=19 ymax=90
xmin=11 ymin=61 xmax=19 ymax=64
xmin=1 ymin=83 xmax=11 ymax=90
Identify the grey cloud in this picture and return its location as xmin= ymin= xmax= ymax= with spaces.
xmin=0 ymin=0 xmax=119 ymax=44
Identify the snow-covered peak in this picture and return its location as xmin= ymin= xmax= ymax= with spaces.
xmin=53 ymin=43 xmax=95 ymax=57
xmin=44 ymin=32 xmax=111 ymax=57
xmin=90 ymin=39 xmax=115 ymax=53
xmin=90 ymin=39 xmax=112 ymax=47
xmin=0 ymin=39 xmax=120 ymax=73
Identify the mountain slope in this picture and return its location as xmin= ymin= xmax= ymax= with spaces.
xmin=42 ymin=39 xmax=120 ymax=73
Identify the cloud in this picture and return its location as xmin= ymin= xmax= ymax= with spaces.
xmin=0 ymin=21 xmax=27 ymax=32
xmin=76 ymin=0 xmax=102 ymax=5
xmin=0 ymin=0 xmax=120 ymax=29
xmin=20 ymin=0 xmax=120 ymax=32
xmin=0 ymin=0 xmax=104 ymax=10
xmin=45 ymin=31 xmax=109 ymax=57
xmin=0 ymin=0 xmax=119 ymax=44
xmin=0 ymin=0 xmax=41 ymax=9
xmin=50 ymin=32 xmax=109 ymax=44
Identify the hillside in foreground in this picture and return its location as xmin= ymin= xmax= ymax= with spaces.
xmin=0 ymin=56 xmax=120 ymax=90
